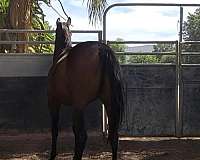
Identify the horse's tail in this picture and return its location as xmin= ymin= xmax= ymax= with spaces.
xmin=99 ymin=42 xmax=125 ymax=132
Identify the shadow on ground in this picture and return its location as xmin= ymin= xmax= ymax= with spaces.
xmin=0 ymin=131 xmax=200 ymax=160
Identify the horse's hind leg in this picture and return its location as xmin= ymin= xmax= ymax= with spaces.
xmin=48 ymin=102 xmax=60 ymax=160
xmin=107 ymin=105 xmax=119 ymax=160
xmin=72 ymin=108 xmax=87 ymax=160
xmin=110 ymin=117 xmax=119 ymax=160
xmin=101 ymin=97 xmax=119 ymax=160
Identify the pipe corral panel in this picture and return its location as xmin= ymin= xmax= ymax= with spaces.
xmin=0 ymin=55 xmax=200 ymax=136
xmin=120 ymin=65 xmax=176 ymax=136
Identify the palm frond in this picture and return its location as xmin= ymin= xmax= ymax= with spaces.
xmin=86 ymin=0 xmax=107 ymax=25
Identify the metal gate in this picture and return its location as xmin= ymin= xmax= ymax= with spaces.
xmin=102 ymin=3 xmax=200 ymax=137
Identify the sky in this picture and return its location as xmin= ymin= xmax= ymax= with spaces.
xmin=41 ymin=0 xmax=200 ymax=43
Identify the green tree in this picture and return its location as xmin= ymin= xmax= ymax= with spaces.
xmin=127 ymin=55 xmax=159 ymax=64
xmin=183 ymin=8 xmax=200 ymax=63
xmin=110 ymin=40 xmax=160 ymax=64
xmin=109 ymin=38 xmax=126 ymax=52
xmin=109 ymin=38 xmax=127 ymax=64
xmin=127 ymin=45 xmax=160 ymax=64
xmin=29 ymin=21 xmax=54 ymax=53
xmin=0 ymin=0 xmax=9 ymax=27
xmin=153 ymin=44 xmax=175 ymax=52
xmin=183 ymin=8 xmax=200 ymax=47
xmin=152 ymin=43 xmax=176 ymax=63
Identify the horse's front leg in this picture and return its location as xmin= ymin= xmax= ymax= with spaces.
xmin=49 ymin=103 xmax=60 ymax=160
xmin=72 ymin=108 xmax=87 ymax=160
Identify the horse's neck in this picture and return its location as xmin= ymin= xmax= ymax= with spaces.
xmin=53 ymin=45 xmax=63 ymax=61
xmin=53 ymin=32 xmax=72 ymax=61
xmin=53 ymin=43 xmax=71 ymax=64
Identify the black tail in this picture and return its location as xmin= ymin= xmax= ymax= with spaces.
xmin=99 ymin=43 xmax=125 ymax=130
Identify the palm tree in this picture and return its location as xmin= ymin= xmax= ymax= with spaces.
xmin=3 ymin=0 xmax=107 ymax=53
xmin=86 ymin=0 xmax=107 ymax=24
xmin=7 ymin=0 xmax=32 ymax=53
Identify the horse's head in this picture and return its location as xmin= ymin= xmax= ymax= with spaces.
xmin=55 ymin=17 xmax=72 ymax=49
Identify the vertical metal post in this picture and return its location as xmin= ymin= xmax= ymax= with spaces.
xmin=102 ymin=104 xmax=108 ymax=136
xmin=175 ymin=40 xmax=180 ymax=137
xmin=176 ymin=6 xmax=183 ymax=137
xmin=179 ymin=7 xmax=183 ymax=42
xmin=103 ymin=8 xmax=108 ymax=43
xmin=98 ymin=31 xmax=103 ymax=42
xmin=102 ymin=104 xmax=106 ymax=133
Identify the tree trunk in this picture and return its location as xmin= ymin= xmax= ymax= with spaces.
xmin=6 ymin=0 xmax=32 ymax=53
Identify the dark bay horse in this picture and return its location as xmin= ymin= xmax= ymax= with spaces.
xmin=48 ymin=18 xmax=125 ymax=160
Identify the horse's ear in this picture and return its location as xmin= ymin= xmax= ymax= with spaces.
xmin=56 ymin=18 xmax=61 ymax=26
xmin=67 ymin=17 xmax=71 ymax=26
